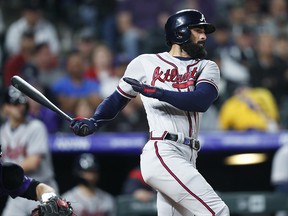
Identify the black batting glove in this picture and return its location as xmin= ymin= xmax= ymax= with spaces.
xmin=70 ymin=117 xmax=98 ymax=136
xmin=123 ymin=77 xmax=164 ymax=99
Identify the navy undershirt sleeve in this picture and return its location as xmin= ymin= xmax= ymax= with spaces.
xmin=92 ymin=90 xmax=130 ymax=127
xmin=158 ymin=82 xmax=218 ymax=112
xmin=91 ymin=83 xmax=217 ymax=128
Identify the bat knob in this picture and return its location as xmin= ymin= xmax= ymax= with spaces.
xmin=79 ymin=125 xmax=90 ymax=136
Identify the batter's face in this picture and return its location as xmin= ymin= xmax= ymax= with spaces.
xmin=181 ymin=27 xmax=208 ymax=59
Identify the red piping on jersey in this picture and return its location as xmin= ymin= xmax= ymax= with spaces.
xmin=149 ymin=131 xmax=168 ymax=140
xmin=156 ymin=54 xmax=201 ymax=68
xmin=117 ymin=86 xmax=136 ymax=99
xmin=196 ymin=79 xmax=218 ymax=91
xmin=186 ymin=112 xmax=193 ymax=137
xmin=154 ymin=141 xmax=215 ymax=215
xmin=156 ymin=53 xmax=201 ymax=136
xmin=156 ymin=54 xmax=178 ymax=68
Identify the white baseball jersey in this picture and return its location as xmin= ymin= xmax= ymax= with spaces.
xmin=117 ymin=52 xmax=220 ymax=139
xmin=62 ymin=186 xmax=116 ymax=216
xmin=271 ymin=143 xmax=288 ymax=184
xmin=117 ymin=52 xmax=229 ymax=216
xmin=0 ymin=117 xmax=58 ymax=216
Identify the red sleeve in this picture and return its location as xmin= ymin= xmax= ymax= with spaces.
xmin=84 ymin=67 xmax=98 ymax=80
xmin=3 ymin=55 xmax=26 ymax=87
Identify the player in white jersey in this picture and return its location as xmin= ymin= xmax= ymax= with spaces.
xmin=62 ymin=153 xmax=116 ymax=216
xmin=70 ymin=9 xmax=230 ymax=216
xmin=0 ymin=86 xmax=58 ymax=216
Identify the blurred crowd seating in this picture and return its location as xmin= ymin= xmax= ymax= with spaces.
xmin=0 ymin=0 xmax=287 ymax=133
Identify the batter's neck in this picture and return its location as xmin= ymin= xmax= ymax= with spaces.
xmin=169 ymin=45 xmax=190 ymax=58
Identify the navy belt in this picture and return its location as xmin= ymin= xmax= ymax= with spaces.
xmin=164 ymin=133 xmax=200 ymax=151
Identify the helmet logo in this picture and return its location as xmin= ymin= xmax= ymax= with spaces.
xmin=200 ymin=14 xmax=206 ymax=22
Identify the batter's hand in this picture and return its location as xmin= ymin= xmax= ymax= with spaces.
xmin=123 ymin=77 xmax=164 ymax=99
xmin=70 ymin=117 xmax=97 ymax=136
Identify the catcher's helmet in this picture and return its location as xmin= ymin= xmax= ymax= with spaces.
xmin=74 ymin=153 xmax=100 ymax=173
xmin=165 ymin=9 xmax=216 ymax=45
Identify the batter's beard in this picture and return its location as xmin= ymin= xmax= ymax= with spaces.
xmin=181 ymin=42 xmax=207 ymax=59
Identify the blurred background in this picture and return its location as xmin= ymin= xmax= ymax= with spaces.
xmin=0 ymin=0 xmax=288 ymax=215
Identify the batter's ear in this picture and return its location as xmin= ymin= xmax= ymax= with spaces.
xmin=2 ymin=162 xmax=24 ymax=190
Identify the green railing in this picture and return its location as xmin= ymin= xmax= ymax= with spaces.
xmin=116 ymin=192 xmax=288 ymax=216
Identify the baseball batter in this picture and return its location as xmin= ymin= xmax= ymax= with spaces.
xmin=71 ymin=9 xmax=229 ymax=215
xmin=0 ymin=86 xmax=58 ymax=216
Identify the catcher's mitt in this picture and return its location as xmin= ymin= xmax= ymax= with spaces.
xmin=31 ymin=196 xmax=73 ymax=216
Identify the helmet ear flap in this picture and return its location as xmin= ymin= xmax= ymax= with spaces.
xmin=175 ymin=26 xmax=191 ymax=44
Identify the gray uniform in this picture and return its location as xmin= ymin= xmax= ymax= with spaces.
xmin=0 ymin=117 xmax=58 ymax=216
xmin=62 ymin=186 xmax=116 ymax=216
xmin=117 ymin=52 xmax=228 ymax=215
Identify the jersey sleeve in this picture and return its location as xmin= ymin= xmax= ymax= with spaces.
xmin=117 ymin=55 xmax=147 ymax=99
xmin=196 ymin=60 xmax=220 ymax=95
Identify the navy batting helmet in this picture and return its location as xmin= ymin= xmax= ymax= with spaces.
xmin=165 ymin=9 xmax=216 ymax=45
xmin=4 ymin=86 xmax=28 ymax=105
xmin=74 ymin=153 xmax=100 ymax=173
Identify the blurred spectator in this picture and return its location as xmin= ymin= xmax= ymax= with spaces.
xmin=74 ymin=98 xmax=95 ymax=119
xmin=0 ymin=86 xmax=58 ymax=215
xmin=271 ymin=142 xmax=288 ymax=216
xmin=275 ymin=33 xmax=288 ymax=63
xmin=200 ymin=105 xmax=220 ymax=131
xmin=2 ymin=30 xmax=35 ymax=87
xmin=96 ymin=0 xmax=118 ymax=51
xmin=50 ymin=50 xmax=102 ymax=120
xmin=142 ymin=11 xmax=170 ymax=53
xmin=249 ymin=32 xmax=288 ymax=105
xmin=218 ymin=87 xmax=279 ymax=131
xmin=4 ymin=2 xmax=60 ymax=56
xmin=74 ymin=28 xmax=97 ymax=71
xmin=226 ymin=25 xmax=256 ymax=71
xmin=117 ymin=0 xmax=170 ymax=32
xmin=218 ymin=24 xmax=256 ymax=100
xmin=115 ymin=10 xmax=140 ymax=60
xmin=261 ymin=0 xmax=288 ymax=36
xmin=116 ymin=0 xmax=172 ymax=59
xmin=27 ymin=89 xmax=62 ymax=134
xmin=206 ymin=20 xmax=234 ymax=59
xmin=62 ymin=153 xmax=116 ymax=216
xmin=0 ymin=7 xmax=5 ymax=67
xmin=21 ymin=42 xmax=62 ymax=98
xmin=122 ymin=166 xmax=156 ymax=202
xmin=85 ymin=42 xmax=119 ymax=99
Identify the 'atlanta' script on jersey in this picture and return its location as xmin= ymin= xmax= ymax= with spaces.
xmin=151 ymin=65 xmax=199 ymax=89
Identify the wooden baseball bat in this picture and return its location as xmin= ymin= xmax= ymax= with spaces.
xmin=11 ymin=75 xmax=72 ymax=122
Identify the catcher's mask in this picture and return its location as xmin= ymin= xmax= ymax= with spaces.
xmin=165 ymin=9 xmax=216 ymax=46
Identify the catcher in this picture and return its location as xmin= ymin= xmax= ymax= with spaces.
xmin=0 ymin=145 xmax=73 ymax=216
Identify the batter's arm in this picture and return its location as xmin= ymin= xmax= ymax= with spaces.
xmin=70 ymin=90 xmax=131 ymax=136
xmin=92 ymin=90 xmax=131 ymax=127
xmin=159 ymin=83 xmax=218 ymax=112
xmin=124 ymin=77 xmax=217 ymax=112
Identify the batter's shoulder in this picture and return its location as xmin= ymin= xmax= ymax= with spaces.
xmin=199 ymin=59 xmax=220 ymax=71
xmin=133 ymin=53 xmax=158 ymax=61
